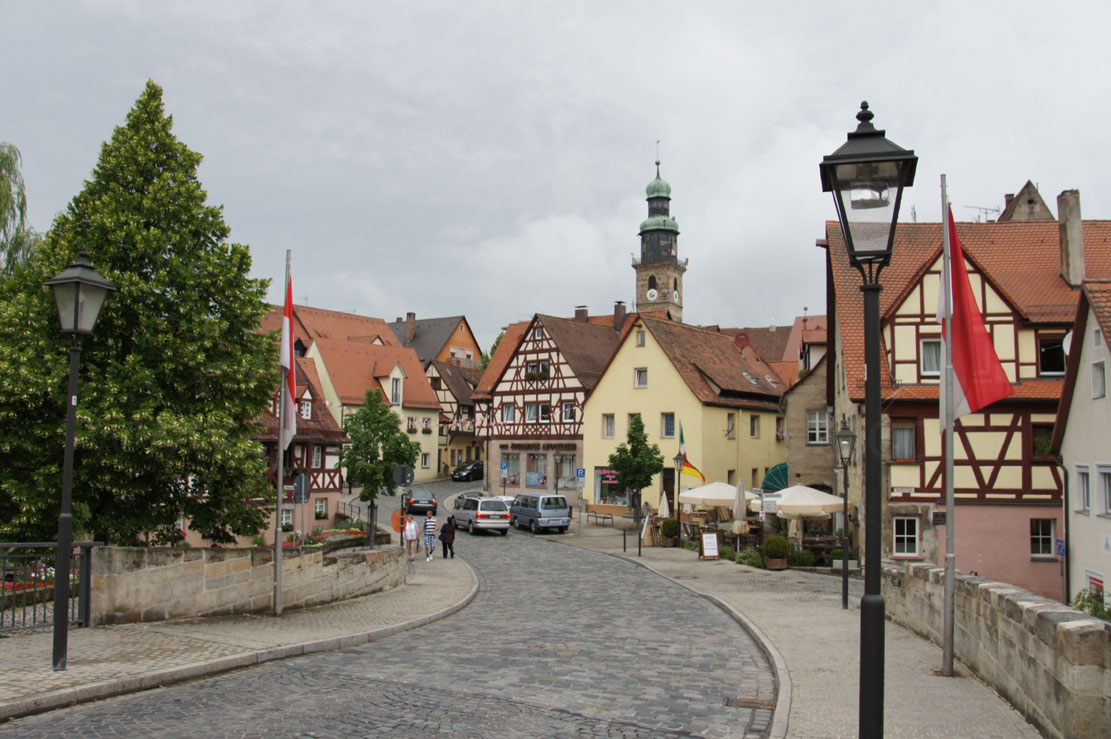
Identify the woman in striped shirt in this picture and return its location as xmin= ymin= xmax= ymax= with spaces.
xmin=422 ymin=510 xmax=438 ymax=562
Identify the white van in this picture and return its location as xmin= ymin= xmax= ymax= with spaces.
xmin=509 ymin=493 xmax=571 ymax=533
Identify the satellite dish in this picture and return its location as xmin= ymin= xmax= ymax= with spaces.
xmin=1062 ymin=331 xmax=1073 ymax=357
xmin=734 ymin=333 xmax=751 ymax=352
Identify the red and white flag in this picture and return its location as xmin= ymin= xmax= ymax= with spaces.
xmin=280 ymin=274 xmax=297 ymax=448
xmin=937 ymin=206 xmax=1013 ymax=419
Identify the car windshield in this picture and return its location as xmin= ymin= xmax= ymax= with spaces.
xmin=480 ymin=500 xmax=508 ymax=511
xmin=411 ymin=491 xmax=434 ymax=500
xmin=542 ymin=497 xmax=567 ymax=509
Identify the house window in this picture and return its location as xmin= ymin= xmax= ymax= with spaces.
xmin=526 ymin=453 xmax=547 ymax=487
xmin=749 ymin=415 xmax=759 ymax=439
xmin=603 ymin=414 xmax=615 ymax=438
xmin=920 ymin=338 xmax=942 ymax=377
xmin=661 ymin=413 xmax=675 ymax=438
xmin=727 ymin=469 xmax=735 ymax=485
xmin=1030 ymin=519 xmax=1054 ymax=557
xmin=465 ymin=350 xmax=473 ymax=360
xmin=534 ymin=328 xmax=543 ymax=340
xmin=280 ymin=508 xmax=293 ymax=527
xmin=636 ymin=330 xmax=646 ymax=347
xmin=538 ymin=403 xmax=551 ymax=423
xmin=634 ymin=368 xmax=648 ymax=388
xmin=420 ymin=452 xmax=430 ymax=469
xmin=1031 ymin=424 xmax=1053 ymax=458
xmin=312 ymin=446 xmax=322 ymax=468
xmin=1076 ymin=466 xmax=1090 ymax=512
xmin=892 ymin=419 xmax=916 ymax=460
xmin=776 ymin=416 xmax=785 ymax=440
xmin=430 ymin=377 xmax=441 ymax=390
xmin=807 ymin=410 xmax=828 ymax=444
xmin=300 ymin=400 xmax=312 ymax=420
xmin=314 ymin=497 xmax=327 ymax=519
xmin=501 ymin=404 xmax=515 ymax=424
xmin=628 ymin=413 xmax=640 ymax=430
xmin=1095 ymin=327 xmax=1103 ymax=347
xmin=561 ymin=402 xmax=575 ymax=423
xmin=1099 ymin=467 xmax=1111 ymax=516
xmin=1093 ymin=361 xmax=1106 ymax=399
xmin=525 ymin=360 xmax=549 ymax=377
xmin=726 ymin=413 xmax=736 ymax=440
xmin=391 ymin=378 xmax=401 ymax=405
xmin=1039 ymin=336 xmax=1066 ymax=376
xmin=893 ymin=517 xmax=918 ymax=556
xmin=504 ymin=453 xmax=520 ymax=487
xmin=406 ymin=416 xmax=417 ymax=432
xmin=525 ymin=403 xmax=538 ymax=423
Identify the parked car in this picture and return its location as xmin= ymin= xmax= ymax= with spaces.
xmin=510 ymin=493 xmax=571 ymax=533
xmin=403 ymin=489 xmax=437 ymax=516
xmin=452 ymin=495 xmax=510 ymax=535
xmin=451 ymin=460 xmax=484 ymax=482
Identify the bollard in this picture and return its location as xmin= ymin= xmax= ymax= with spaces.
xmin=622 ymin=528 xmax=627 ymax=552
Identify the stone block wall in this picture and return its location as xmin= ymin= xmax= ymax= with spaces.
xmin=883 ymin=561 xmax=1110 ymax=739
xmin=90 ymin=545 xmax=404 ymax=625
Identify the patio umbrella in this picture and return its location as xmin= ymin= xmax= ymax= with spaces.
xmin=773 ymin=484 xmax=844 ymax=517
xmin=679 ymin=481 xmax=756 ymax=508
xmin=657 ymin=492 xmax=670 ymax=519
xmin=731 ymin=480 xmax=749 ymax=521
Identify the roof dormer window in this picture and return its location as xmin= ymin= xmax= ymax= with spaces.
xmin=300 ymin=400 xmax=312 ymax=420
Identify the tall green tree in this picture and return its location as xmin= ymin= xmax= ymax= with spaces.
xmin=340 ymin=389 xmax=420 ymax=502
xmin=480 ymin=330 xmax=503 ymax=370
xmin=607 ymin=414 xmax=664 ymax=496
xmin=0 ymin=142 xmax=42 ymax=278
xmin=0 ymin=80 xmax=277 ymax=544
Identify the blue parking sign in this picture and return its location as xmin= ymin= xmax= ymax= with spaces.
xmin=576 ymin=467 xmax=585 ymax=479
xmin=1056 ymin=538 xmax=1066 ymax=557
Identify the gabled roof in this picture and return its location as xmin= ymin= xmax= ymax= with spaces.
xmin=430 ymin=360 xmax=482 ymax=407
xmin=722 ymin=325 xmax=793 ymax=363
xmin=387 ymin=315 xmax=474 ymax=365
xmin=998 ymin=181 xmax=1055 ymax=222
xmin=473 ymin=321 xmax=529 ymax=401
xmin=260 ymin=304 xmax=401 ymax=348
xmin=828 ymin=217 xmax=1111 ymax=402
xmin=312 ymin=338 xmax=440 ymax=410
xmin=1051 ymin=279 xmax=1111 ymax=452
xmin=783 ymin=353 xmax=826 ymax=398
xmin=637 ymin=315 xmax=783 ymax=411
xmin=254 ymin=358 xmax=347 ymax=443
xmin=534 ymin=314 xmax=626 ymax=391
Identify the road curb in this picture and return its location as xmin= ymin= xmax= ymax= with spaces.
xmin=0 ymin=560 xmax=480 ymax=724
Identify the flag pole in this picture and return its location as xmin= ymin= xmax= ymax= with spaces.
xmin=274 ymin=250 xmax=290 ymax=616
xmin=941 ymin=176 xmax=956 ymax=676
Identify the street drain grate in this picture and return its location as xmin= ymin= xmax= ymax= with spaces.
xmin=724 ymin=696 xmax=776 ymax=710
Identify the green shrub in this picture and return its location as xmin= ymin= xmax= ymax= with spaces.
xmin=830 ymin=548 xmax=859 ymax=561
xmin=660 ymin=517 xmax=679 ymax=538
xmin=1072 ymin=589 xmax=1111 ymax=623
xmin=736 ymin=547 xmax=763 ymax=568
xmin=719 ymin=545 xmax=735 ymax=560
xmin=251 ymin=534 xmax=267 ymax=547
xmin=789 ymin=549 xmax=816 ymax=567
xmin=763 ymin=535 xmax=789 ymax=559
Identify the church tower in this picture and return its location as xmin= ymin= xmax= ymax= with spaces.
xmin=634 ymin=161 xmax=685 ymax=322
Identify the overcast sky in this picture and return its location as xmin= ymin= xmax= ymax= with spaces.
xmin=6 ymin=1 xmax=1110 ymax=349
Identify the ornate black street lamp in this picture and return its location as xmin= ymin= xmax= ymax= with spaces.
xmin=673 ymin=452 xmax=685 ymax=545
xmin=835 ymin=419 xmax=857 ymax=611
xmin=821 ymin=101 xmax=916 ymax=738
xmin=45 ymin=248 xmax=115 ymax=671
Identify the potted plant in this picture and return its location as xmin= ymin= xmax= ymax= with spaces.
xmin=659 ymin=517 xmax=679 ymax=547
xmin=830 ymin=548 xmax=859 ymax=570
xmin=763 ymin=535 xmax=789 ymax=570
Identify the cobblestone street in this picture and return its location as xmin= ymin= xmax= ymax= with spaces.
xmin=1 ymin=526 xmax=776 ymax=738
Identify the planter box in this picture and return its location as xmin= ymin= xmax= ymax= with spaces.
xmin=766 ymin=557 xmax=788 ymax=570
xmin=832 ymin=560 xmax=859 ymax=570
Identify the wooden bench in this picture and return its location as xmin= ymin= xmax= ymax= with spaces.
xmin=586 ymin=512 xmax=614 ymax=527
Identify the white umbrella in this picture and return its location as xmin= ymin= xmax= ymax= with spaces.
xmin=657 ymin=492 xmax=670 ymax=518
xmin=773 ymin=484 xmax=844 ymax=517
xmin=679 ymin=481 xmax=756 ymax=508
xmin=731 ymin=480 xmax=749 ymax=521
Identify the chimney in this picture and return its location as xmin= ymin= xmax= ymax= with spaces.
xmin=1057 ymin=190 xmax=1085 ymax=287
xmin=1004 ymin=193 xmax=1014 ymax=209
xmin=405 ymin=312 xmax=416 ymax=344
xmin=574 ymin=305 xmax=588 ymax=322
xmin=613 ymin=301 xmax=627 ymax=332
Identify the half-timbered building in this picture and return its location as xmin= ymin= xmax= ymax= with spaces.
xmin=827 ymin=186 xmax=1111 ymax=599
xmin=481 ymin=307 xmax=632 ymax=508
xmin=428 ymin=359 xmax=482 ymax=475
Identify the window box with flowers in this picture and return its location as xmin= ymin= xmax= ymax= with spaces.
xmin=406 ymin=417 xmax=417 ymax=433
xmin=422 ymin=418 xmax=433 ymax=434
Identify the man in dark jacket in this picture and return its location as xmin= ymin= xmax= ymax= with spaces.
xmin=440 ymin=516 xmax=456 ymax=559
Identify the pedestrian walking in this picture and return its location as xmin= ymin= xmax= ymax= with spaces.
xmin=422 ymin=510 xmax=438 ymax=561
xmin=440 ymin=516 xmax=456 ymax=559
xmin=402 ymin=513 xmax=420 ymax=562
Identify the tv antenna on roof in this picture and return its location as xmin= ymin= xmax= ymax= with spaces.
xmin=964 ymin=205 xmax=1001 ymax=223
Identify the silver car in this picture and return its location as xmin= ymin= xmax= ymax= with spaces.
xmin=451 ymin=495 xmax=510 ymax=535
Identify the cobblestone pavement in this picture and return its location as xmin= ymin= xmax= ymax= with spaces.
xmin=1 ymin=525 xmax=777 ymax=738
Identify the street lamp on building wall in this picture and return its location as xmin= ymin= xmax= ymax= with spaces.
xmin=45 ymin=248 xmax=116 ymax=671
xmin=835 ymin=419 xmax=857 ymax=611
xmin=821 ymin=101 xmax=916 ymax=738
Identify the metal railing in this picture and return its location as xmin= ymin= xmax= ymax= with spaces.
xmin=0 ymin=542 xmax=99 ymax=634
xmin=338 ymin=500 xmax=370 ymax=522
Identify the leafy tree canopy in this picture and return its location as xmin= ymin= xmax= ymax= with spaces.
xmin=339 ymin=388 xmax=420 ymax=502
xmin=607 ymin=414 xmax=664 ymax=494
xmin=0 ymin=80 xmax=277 ymax=545
xmin=0 ymin=142 xmax=42 ymax=278
xmin=480 ymin=331 xmax=503 ymax=370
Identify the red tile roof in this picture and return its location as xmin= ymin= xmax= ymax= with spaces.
xmin=828 ymin=218 xmax=1111 ymax=402
xmin=311 ymin=338 xmax=439 ymax=410
xmin=253 ymin=358 xmax=348 ymax=443
xmin=1085 ymin=279 xmax=1111 ymax=339
xmin=260 ymin=304 xmax=401 ymax=349
xmin=473 ymin=321 xmax=529 ymax=401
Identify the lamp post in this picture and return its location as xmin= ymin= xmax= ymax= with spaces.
xmin=821 ymin=101 xmax=916 ymax=738
xmin=45 ymin=248 xmax=115 ymax=671
xmin=835 ymin=420 xmax=857 ymax=611
xmin=673 ymin=452 xmax=684 ymax=545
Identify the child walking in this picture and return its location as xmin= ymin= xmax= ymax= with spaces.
xmin=422 ymin=510 xmax=438 ymax=561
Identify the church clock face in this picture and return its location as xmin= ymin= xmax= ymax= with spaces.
xmin=646 ymin=288 xmax=658 ymax=301
xmin=673 ymin=290 xmax=680 ymax=303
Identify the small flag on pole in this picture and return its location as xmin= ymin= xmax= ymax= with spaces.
xmin=280 ymin=273 xmax=297 ymax=448
xmin=937 ymin=205 xmax=1013 ymax=418
xmin=679 ymin=423 xmax=707 ymax=483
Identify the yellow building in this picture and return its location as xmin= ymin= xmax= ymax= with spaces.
xmin=582 ymin=315 xmax=786 ymax=514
